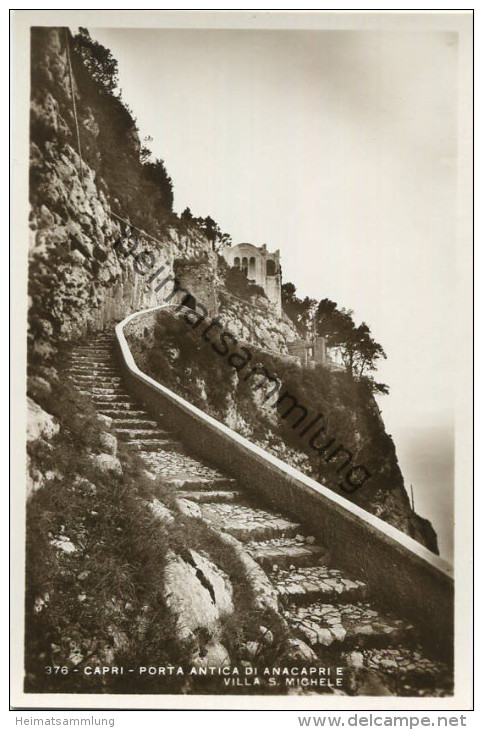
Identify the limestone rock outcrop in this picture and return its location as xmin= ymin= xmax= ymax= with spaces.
xmin=163 ymin=549 xmax=234 ymax=643
xmin=29 ymin=28 xmax=214 ymax=350
xmin=27 ymin=397 xmax=59 ymax=443
xmin=90 ymin=452 xmax=122 ymax=476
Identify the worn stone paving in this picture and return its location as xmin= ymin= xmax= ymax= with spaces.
xmin=342 ymin=647 xmax=453 ymax=696
xmin=66 ymin=332 xmax=453 ymax=697
xmin=200 ymin=502 xmax=302 ymax=542
xmin=176 ymin=490 xmax=243 ymax=503
xmin=140 ymin=450 xmax=229 ymax=482
xmin=285 ymin=602 xmax=414 ymax=648
xmin=273 ymin=566 xmax=368 ymax=604
xmin=246 ymin=535 xmax=329 ymax=569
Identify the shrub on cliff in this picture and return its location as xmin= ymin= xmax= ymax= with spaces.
xmin=281 ymin=282 xmax=316 ymax=338
xmin=70 ymin=28 xmax=175 ymax=232
xmin=73 ymin=27 xmax=119 ymax=94
xmin=315 ymin=298 xmax=388 ymax=390
xmin=30 ymin=27 xmax=175 ymax=238
xmin=282 ymin=284 xmax=389 ymax=394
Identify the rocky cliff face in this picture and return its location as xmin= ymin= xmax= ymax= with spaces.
xmin=27 ymin=27 xmax=438 ymax=555
xmin=217 ymin=290 xmax=300 ymax=354
xmin=28 ymin=27 xmax=299 ymax=364
xmin=28 ymin=28 xmax=215 ymax=359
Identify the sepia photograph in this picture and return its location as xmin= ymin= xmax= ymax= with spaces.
xmin=11 ymin=9 xmax=473 ymax=711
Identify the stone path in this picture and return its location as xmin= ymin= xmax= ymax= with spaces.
xmin=66 ymin=332 xmax=453 ymax=697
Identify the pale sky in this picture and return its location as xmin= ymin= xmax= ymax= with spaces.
xmin=89 ymin=27 xmax=459 ymax=557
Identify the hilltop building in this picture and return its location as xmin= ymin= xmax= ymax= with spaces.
xmin=222 ymin=242 xmax=344 ymax=369
xmin=222 ymin=243 xmax=282 ymax=315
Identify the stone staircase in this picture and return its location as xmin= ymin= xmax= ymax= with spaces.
xmin=66 ymin=331 xmax=453 ymax=697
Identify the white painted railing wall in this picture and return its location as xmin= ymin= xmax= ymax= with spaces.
xmin=115 ymin=305 xmax=454 ymax=661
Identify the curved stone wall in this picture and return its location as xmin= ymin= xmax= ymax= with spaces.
xmin=115 ymin=305 xmax=454 ymax=661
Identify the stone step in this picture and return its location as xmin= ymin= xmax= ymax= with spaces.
xmin=69 ymin=370 xmax=120 ymax=378
xmin=200 ymin=503 xmax=301 ymax=542
xmin=73 ymin=367 xmax=116 ymax=372
xmin=70 ymin=359 xmax=113 ymax=365
xmin=90 ymin=388 xmax=130 ymax=396
xmin=115 ymin=428 xmax=170 ymax=440
xmin=247 ymin=537 xmax=329 ymax=569
xmin=70 ymin=374 xmax=121 ymax=383
xmin=356 ymin=646 xmax=452 ymax=694
xmin=71 ymin=380 xmax=122 ymax=389
xmin=272 ymin=565 xmax=368 ymax=605
xmin=69 ymin=354 xmax=113 ymax=361
xmin=70 ymin=347 xmax=113 ymax=353
xmin=70 ymin=361 xmax=113 ymax=368
xmin=126 ymin=439 xmax=182 ymax=452
xmin=164 ymin=476 xmax=238 ymax=491
xmin=68 ymin=359 xmax=119 ymax=366
xmin=285 ymin=602 xmax=415 ymax=650
xmin=72 ymin=340 xmax=112 ymax=344
xmin=91 ymin=388 xmax=133 ymax=400
xmin=92 ymin=394 xmax=136 ymax=404
xmin=98 ymin=409 xmax=154 ymax=420
xmin=69 ymin=354 xmax=113 ymax=362
xmin=111 ymin=418 xmax=159 ymax=429
xmin=93 ymin=338 xmax=115 ymax=342
xmin=95 ymin=401 xmax=144 ymax=411
xmin=176 ymin=490 xmax=244 ymax=504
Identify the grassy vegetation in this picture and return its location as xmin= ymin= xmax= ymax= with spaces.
xmin=25 ymin=367 xmax=183 ymax=693
xmin=25 ymin=350 xmax=298 ymax=695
